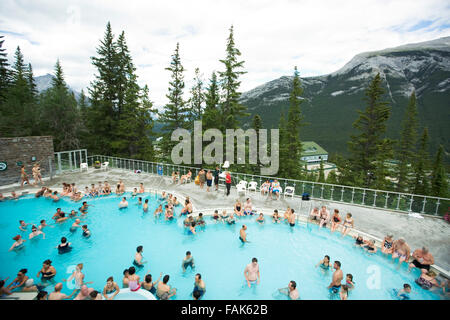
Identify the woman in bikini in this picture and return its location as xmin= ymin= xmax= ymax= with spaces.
xmin=37 ymin=259 xmax=57 ymax=286
xmin=392 ymin=238 xmax=411 ymax=266
xmin=315 ymin=255 xmax=331 ymax=272
xmin=341 ymin=213 xmax=354 ymax=237
xmin=381 ymin=234 xmax=394 ymax=255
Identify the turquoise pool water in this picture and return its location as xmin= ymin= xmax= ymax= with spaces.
xmin=0 ymin=193 xmax=443 ymax=300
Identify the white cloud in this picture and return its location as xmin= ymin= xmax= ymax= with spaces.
xmin=0 ymin=0 xmax=449 ymax=109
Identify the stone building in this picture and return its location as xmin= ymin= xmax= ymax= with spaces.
xmin=0 ymin=136 xmax=54 ymax=186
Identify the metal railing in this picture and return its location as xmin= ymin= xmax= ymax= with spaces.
xmin=84 ymin=154 xmax=449 ymax=217
xmin=54 ymin=149 xmax=88 ymax=174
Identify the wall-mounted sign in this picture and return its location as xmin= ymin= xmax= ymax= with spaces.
xmin=0 ymin=162 xmax=7 ymax=171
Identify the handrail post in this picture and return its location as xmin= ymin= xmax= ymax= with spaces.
xmin=373 ymin=191 xmax=377 ymax=207
xmin=384 ymin=193 xmax=389 ymax=209
xmin=351 ymin=188 xmax=355 ymax=203
xmin=435 ymin=199 xmax=440 ymax=216
xmin=421 ymin=198 xmax=427 ymax=214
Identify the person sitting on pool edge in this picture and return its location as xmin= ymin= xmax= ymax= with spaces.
xmin=409 ymin=246 xmax=434 ymax=273
xmin=134 ymin=245 xmax=146 ymax=268
xmin=327 ymin=261 xmax=343 ymax=293
xmin=212 ymin=210 xmax=220 ymax=221
xmin=182 ymin=251 xmax=195 ymax=272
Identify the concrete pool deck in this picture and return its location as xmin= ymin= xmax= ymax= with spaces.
xmin=1 ymin=167 xmax=449 ymax=273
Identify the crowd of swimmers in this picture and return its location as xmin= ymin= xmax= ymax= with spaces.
xmin=2 ymin=179 xmax=449 ymax=300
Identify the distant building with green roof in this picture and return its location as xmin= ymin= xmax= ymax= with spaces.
xmin=300 ymin=141 xmax=328 ymax=163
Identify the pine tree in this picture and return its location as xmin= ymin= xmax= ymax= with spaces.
xmin=318 ymin=159 xmax=325 ymax=183
xmin=277 ymin=111 xmax=289 ymax=177
xmin=430 ymin=145 xmax=448 ymax=198
xmin=284 ymin=66 xmax=305 ymax=179
xmin=86 ymin=22 xmax=119 ymax=155
xmin=0 ymin=46 xmax=35 ymax=136
xmin=218 ymin=25 xmax=248 ymax=130
xmin=0 ymin=35 xmax=10 ymax=102
xmin=396 ymin=91 xmax=419 ymax=192
xmin=188 ymin=67 xmax=205 ymax=123
xmin=202 ymin=71 xmax=221 ymax=131
xmin=159 ymin=42 xmax=189 ymax=160
xmin=39 ymin=60 xmax=82 ymax=150
xmin=348 ymin=73 xmax=394 ymax=188
xmin=326 ymin=169 xmax=338 ymax=184
xmin=412 ymin=127 xmax=430 ymax=195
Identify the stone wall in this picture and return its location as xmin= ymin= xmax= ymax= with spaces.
xmin=0 ymin=136 xmax=54 ymax=186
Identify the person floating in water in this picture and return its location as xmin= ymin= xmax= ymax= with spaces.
xmin=182 ymin=251 xmax=195 ymax=272
xmin=239 ymin=225 xmax=249 ymax=243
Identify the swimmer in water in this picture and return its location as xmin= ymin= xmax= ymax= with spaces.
xmin=70 ymin=219 xmax=82 ymax=232
xmin=256 ymin=213 xmax=265 ymax=224
xmin=118 ymin=197 xmax=128 ymax=208
xmin=133 ymin=246 xmax=147 ymax=267
xmin=138 ymin=197 xmax=142 ymax=206
xmin=244 ymin=258 xmax=260 ymax=288
xmin=9 ymin=235 xmax=25 ymax=251
xmin=29 ymin=225 xmax=45 ymax=239
xmin=239 ymin=225 xmax=249 ymax=243
xmin=19 ymin=220 xmax=30 ymax=231
xmin=63 ymin=263 xmax=93 ymax=289
xmin=153 ymin=203 xmax=162 ymax=217
xmin=182 ymin=251 xmax=195 ymax=272
xmin=315 ymin=255 xmax=331 ymax=271
xmin=56 ymin=237 xmax=72 ymax=254
xmin=102 ymin=276 xmax=120 ymax=300
xmin=81 ymin=225 xmax=91 ymax=237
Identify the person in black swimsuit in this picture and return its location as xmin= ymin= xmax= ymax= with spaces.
xmin=57 ymin=237 xmax=72 ymax=254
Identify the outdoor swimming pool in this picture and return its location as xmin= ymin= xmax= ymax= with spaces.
xmin=0 ymin=193 xmax=442 ymax=300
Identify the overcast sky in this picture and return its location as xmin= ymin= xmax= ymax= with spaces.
xmin=1 ymin=0 xmax=449 ymax=109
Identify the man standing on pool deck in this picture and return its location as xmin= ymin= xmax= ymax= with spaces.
xmin=239 ymin=225 xmax=249 ymax=243
xmin=244 ymin=258 xmax=260 ymax=288
xmin=328 ymin=261 xmax=343 ymax=293
xmin=225 ymin=171 xmax=231 ymax=196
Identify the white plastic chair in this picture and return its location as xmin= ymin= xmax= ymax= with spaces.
xmin=80 ymin=163 xmax=88 ymax=172
xmin=284 ymin=186 xmax=295 ymax=199
xmin=236 ymin=183 xmax=247 ymax=196
xmin=248 ymin=181 xmax=258 ymax=193
xmin=101 ymin=161 xmax=109 ymax=171
xmin=238 ymin=181 xmax=248 ymax=189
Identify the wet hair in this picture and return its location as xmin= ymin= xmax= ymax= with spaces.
xmin=191 ymin=222 xmax=196 ymax=227
xmin=163 ymin=275 xmax=170 ymax=284
xmin=324 ymin=255 xmax=330 ymax=261
xmin=186 ymin=251 xmax=191 ymax=256
xmin=334 ymin=209 xmax=339 ymax=214
xmin=82 ymin=202 xmax=87 ymax=205
xmin=145 ymin=199 xmax=148 ymax=203
xmin=40 ymin=220 xmax=45 ymax=224
xmin=19 ymin=220 xmax=24 ymax=223
xmin=128 ymin=267 xmax=136 ymax=275
xmin=31 ymin=225 xmax=37 ymax=231
xmin=107 ymin=276 xmax=114 ymax=282
xmin=346 ymin=274 xmax=353 ymax=281
xmin=138 ymin=197 xmax=142 ymax=201
xmin=274 ymin=209 xmax=278 ymax=213
xmin=335 ymin=261 xmax=341 ymax=268
xmin=43 ymin=259 xmax=52 ymax=265
xmin=145 ymin=274 xmax=152 ymax=283
xmin=199 ymin=213 xmax=203 ymax=217
xmin=291 ymin=209 xmax=295 ymax=213
xmin=90 ymin=290 xmax=99 ymax=299
xmin=123 ymin=269 xmax=129 ymax=275
xmin=137 ymin=246 xmax=143 ymax=253
xmin=61 ymin=237 xmax=67 ymax=244
xmin=290 ymin=281 xmax=297 ymax=289
xmin=196 ymin=273 xmax=201 ymax=279
xmin=214 ymin=210 xmax=218 ymax=213
xmin=252 ymin=257 xmax=258 ymax=263
xmin=82 ymin=225 xmax=88 ymax=229
xmin=347 ymin=213 xmax=352 ymax=217
xmin=19 ymin=268 xmax=28 ymax=274
xmin=36 ymin=290 xmax=48 ymax=300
